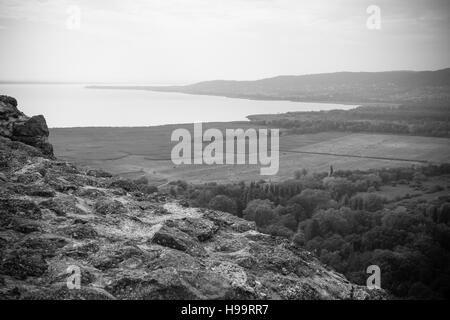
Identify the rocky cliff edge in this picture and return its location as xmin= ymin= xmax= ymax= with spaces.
xmin=0 ymin=96 xmax=387 ymax=300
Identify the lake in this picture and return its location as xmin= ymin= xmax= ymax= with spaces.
xmin=0 ymin=84 xmax=356 ymax=127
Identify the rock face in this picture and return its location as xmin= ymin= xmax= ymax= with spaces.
xmin=0 ymin=95 xmax=53 ymax=157
xmin=0 ymin=97 xmax=388 ymax=300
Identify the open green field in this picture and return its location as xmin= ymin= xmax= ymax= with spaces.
xmin=50 ymin=125 xmax=450 ymax=185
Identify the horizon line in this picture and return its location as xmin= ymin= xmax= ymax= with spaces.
xmin=1 ymin=67 xmax=449 ymax=86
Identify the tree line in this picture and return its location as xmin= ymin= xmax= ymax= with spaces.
xmin=168 ymin=164 xmax=450 ymax=299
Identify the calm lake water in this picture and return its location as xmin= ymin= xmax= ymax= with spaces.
xmin=0 ymin=84 xmax=356 ymax=128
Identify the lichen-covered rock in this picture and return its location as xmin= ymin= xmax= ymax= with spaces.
xmin=94 ymin=198 xmax=127 ymax=215
xmin=0 ymin=199 xmax=42 ymax=221
xmin=12 ymin=115 xmax=53 ymax=156
xmin=152 ymin=224 xmax=207 ymax=257
xmin=86 ymin=168 xmax=113 ymax=178
xmin=0 ymin=96 xmax=53 ymax=157
xmin=76 ymin=187 xmax=106 ymax=199
xmin=61 ymin=223 xmax=98 ymax=240
xmin=19 ymin=284 xmax=115 ymax=300
xmin=91 ymin=245 xmax=144 ymax=271
xmin=7 ymin=183 xmax=56 ymax=198
xmin=165 ymin=217 xmax=218 ymax=241
xmin=204 ymin=209 xmax=255 ymax=232
xmin=108 ymin=179 xmax=140 ymax=192
xmin=0 ymin=250 xmax=48 ymax=279
xmin=105 ymin=267 xmax=247 ymax=300
xmin=62 ymin=241 xmax=100 ymax=259
xmin=0 ymin=95 xmax=18 ymax=108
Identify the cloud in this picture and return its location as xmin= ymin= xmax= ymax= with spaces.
xmin=0 ymin=0 xmax=448 ymax=82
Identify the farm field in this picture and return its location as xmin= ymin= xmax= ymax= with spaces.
xmin=50 ymin=126 xmax=450 ymax=185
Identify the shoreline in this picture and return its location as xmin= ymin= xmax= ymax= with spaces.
xmin=86 ymin=85 xmax=368 ymax=106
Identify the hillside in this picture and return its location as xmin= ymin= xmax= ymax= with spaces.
xmin=89 ymin=68 xmax=450 ymax=105
xmin=0 ymin=95 xmax=386 ymax=300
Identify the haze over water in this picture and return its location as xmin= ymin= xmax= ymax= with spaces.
xmin=0 ymin=84 xmax=356 ymax=128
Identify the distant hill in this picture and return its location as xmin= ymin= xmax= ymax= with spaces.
xmin=90 ymin=68 xmax=450 ymax=105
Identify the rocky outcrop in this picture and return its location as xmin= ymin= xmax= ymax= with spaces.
xmin=0 ymin=96 xmax=388 ymax=300
xmin=0 ymin=95 xmax=53 ymax=157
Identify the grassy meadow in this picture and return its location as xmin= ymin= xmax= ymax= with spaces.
xmin=50 ymin=123 xmax=450 ymax=185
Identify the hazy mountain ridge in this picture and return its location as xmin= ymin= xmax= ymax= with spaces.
xmin=90 ymin=68 xmax=450 ymax=105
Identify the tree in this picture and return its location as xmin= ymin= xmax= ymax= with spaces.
xmin=350 ymin=193 xmax=384 ymax=212
xmin=294 ymin=168 xmax=308 ymax=179
xmin=314 ymin=209 xmax=350 ymax=236
xmin=289 ymin=189 xmax=331 ymax=217
xmin=243 ymin=199 xmax=276 ymax=227
xmin=208 ymin=195 xmax=237 ymax=214
xmin=438 ymin=203 xmax=450 ymax=224
xmin=279 ymin=213 xmax=298 ymax=231
xmin=323 ymin=177 xmax=354 ymax=200
xmin=262 ymin=224 xmax=294 ymax=238
xmin=293 ymin=231 xmax=306 ymax=247
xmin=365 ymin=174 xmax=382 ymax=189
xmin=304 ymin=219 xmax=320 ymax=241
xmin=196 ymin=189 xmax=214 ymax=206
xmin=364 ymin=194 xmax=385 ymax=212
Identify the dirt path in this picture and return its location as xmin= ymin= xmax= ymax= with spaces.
xmin=279 ymin=149 xmax=430 ymax=163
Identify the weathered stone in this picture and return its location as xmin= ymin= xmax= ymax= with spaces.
xmin=39 ymin=199 xmax=66 ymax=216
xmin=91 ymin=246 xmax=144 ymax=271
xmin=108 ymin=179 xmax=140 ymax=192
xmin=0 ymin=95 xmax=18 ymax=107
xmin=165 ymin=217 xmax=218 ymax=241
xmin=152 ymin=225 xmax=206 ymax=256
xmin=105 ymin=267 xmax=246 ymax=300
xmin=12 ymin=172 xmax=42 ymax=184
xmin=62 ymin=241 xmax=100 ymax=259
xmin=204 ymin=210 xmax=255 ymax=232
xmin=21 ymin=284 xmax=115 ymax=300
xmin=180 ymin=199 xmax=190 ymax=207
xmin=13 ymin=115 xmax=48 ymax=138
xmin=0 ymin=198 xmax=42 ymax=220
xmin=8 ymin=184 xmax=56 ymax=198
xmin=20 ymin=235 xmax=68 ymax=258
xmin=86 ymin=168 xmax=113 ymax=178
xmin=94 ymin=198 xmax=127 ymax=215
xmin=8 ymin=217 xmax=41 ymax=234
xmin=12 ymin=115 xmax=53 ymax=157
xmin=62 ymin=223 xmax=98 ymax=240
xmin=76 ymin=187 xmax=106 ymax=199
xmin=0 ymin=251 xmax=48 ymax=279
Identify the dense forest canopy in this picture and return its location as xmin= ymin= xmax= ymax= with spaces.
xmin=165 ymin=164 xmax=450 ymax=299
xmin=248 ymin=104 xmax=450 ymax=138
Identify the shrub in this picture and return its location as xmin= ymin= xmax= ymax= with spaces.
xmin=243 ymin=199 xmax=274 ymax=222
xmin=134 ymin=176 xmax=149 ymax=185
xmin=208 ymin=195 xmax=237 ymax=214
xmin=293 ymin=231 xmax=306 ymax=247
xmin=140 ymin=185 xmax=158 ymax=194
xmin=288 ymin=189 xmax=331 ymax=216
xmin=262 ymin=224 xmax=294 ymax=238
xmin=109 ymin=179 xmax=139 ymax=192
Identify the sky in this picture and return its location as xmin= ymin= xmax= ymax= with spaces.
xmin=0 ymin=0 xmax=449 ymax=84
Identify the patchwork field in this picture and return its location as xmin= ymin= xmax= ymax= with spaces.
xmin=50 ymin=125 xmax=450 ymax=185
